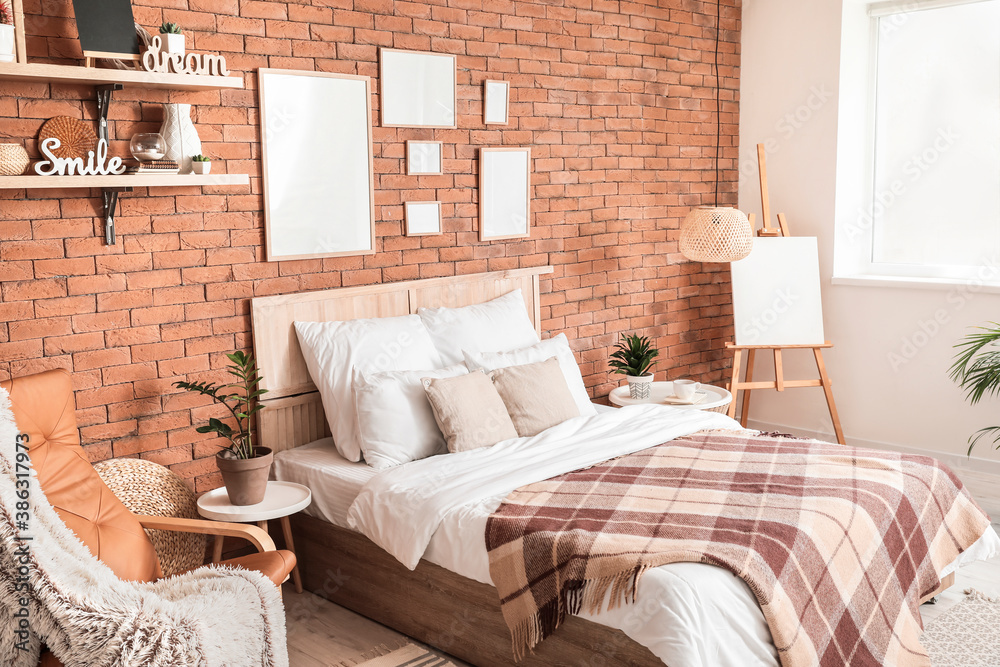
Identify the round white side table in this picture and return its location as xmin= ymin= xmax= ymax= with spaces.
xmin=198 ymin=481 xmax=311 ymax=593
xmin=609 ymin=381 xmax=732 ymax=414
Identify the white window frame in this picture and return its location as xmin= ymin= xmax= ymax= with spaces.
xmin=833 ymin=0 xmax=1000 ymax=289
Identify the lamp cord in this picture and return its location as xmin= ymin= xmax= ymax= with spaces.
xmin=714 ymin=0 xmax=722 ymax=207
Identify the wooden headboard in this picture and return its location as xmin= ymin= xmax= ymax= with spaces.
xmin=250 ymin=267 xmax=553 ymax=453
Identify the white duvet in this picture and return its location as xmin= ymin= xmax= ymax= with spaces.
xmin=347 ymin=405 xmax=1000 ymax=667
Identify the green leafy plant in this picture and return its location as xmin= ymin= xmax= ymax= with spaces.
xmin=173 ymin=351 xmax=267 ymax=460
xmin=192 ymin=154 xmax=211 ymax=162
xmin=609 ymin=333 xmax=659 ymax=377
xmin=950 ymin=323 xmax=1000 ymax=454
xmin=160 ymin=22 xmax=182 ymax=35
xmin=0 ymin=2 xmax=13 ymax=25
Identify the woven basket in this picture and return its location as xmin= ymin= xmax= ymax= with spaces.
xmin=679 ymin=206 xmax=754 ymax=263
xmin=0 ymin=144 xmax=29 ymax=176
xmin=94 ymin=458 xmax=207 ymax=577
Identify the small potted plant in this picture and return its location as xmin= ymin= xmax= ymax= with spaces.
xmin=174 ymin=351 xmax=270 ymax=505
xmin=191 ymin=154 xmax=211 ymax=175
xmin=159 ymin=22 xmax=184 ymax=56
xmin=951 ymin=322 xmax=1000 ymax=454
xmin=609 ymin=333 xmax=660 ymax=400
xmin=0 ymin=1 xmax=15 ymax=63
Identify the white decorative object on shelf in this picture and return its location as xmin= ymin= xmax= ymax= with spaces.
xmin=159 ymin=103 xmax=201 ymax=174
xmin=142 ymin=36 xmax=230 ymax=77
xmin=191 ymin=159 xmax=211 ymax=175
xmin=0 ymin=24 xmax=14 ymax=63
xmin=34 ymin=138 xmax=126 ymax=176
xmin=162 ymin=32 xmax=184 ymax=57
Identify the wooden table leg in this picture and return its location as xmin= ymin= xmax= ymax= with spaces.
xmin=258 ymin=520 xmax=268 ymax=533
xmin=728 ymin=348 xmax=743 ymax=420
xmin=740 ymin=349 xmax=756 ymax=427
xmin=813 ymin=348 xmax=846 ymax=445
xmin=280 ymin=515 xmax=303 ymax=594
xmin=212 ymin=535 xmax=224 ymax=564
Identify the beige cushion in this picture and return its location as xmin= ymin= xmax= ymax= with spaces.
xmin=423 ymin=371 xmax=519 ymax=453
xmin=490 ymin=357 xmax=580 ymax=437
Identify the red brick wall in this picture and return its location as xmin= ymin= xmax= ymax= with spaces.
xmin=0 ymin=0 xmax=741 ymax=491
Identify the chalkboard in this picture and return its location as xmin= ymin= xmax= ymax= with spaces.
xmin=72 ymin=0 xmax=139 ymax=59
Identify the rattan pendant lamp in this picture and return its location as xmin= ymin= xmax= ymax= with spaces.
xmin=678 ymin=0 xmax=753 ymax=263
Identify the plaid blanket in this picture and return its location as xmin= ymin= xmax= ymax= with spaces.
xmin=485 ymin=430 xmax=991 ymax=666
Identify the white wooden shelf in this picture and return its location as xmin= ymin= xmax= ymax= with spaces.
xmin=0 ymin=174 xmax=250 ymax=189
xmin=0 ymin=62 xmax=243 ymax=91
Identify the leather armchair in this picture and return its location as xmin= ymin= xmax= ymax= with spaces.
xmin=2 ymin=369 xmax=296 ymax=666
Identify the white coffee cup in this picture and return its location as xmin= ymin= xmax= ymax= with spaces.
xmin=673 ymin=379 xmax=700 ymax=400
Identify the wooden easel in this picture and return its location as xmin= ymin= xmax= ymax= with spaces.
xmin=726 ymin=144 xmax=846 ymax=445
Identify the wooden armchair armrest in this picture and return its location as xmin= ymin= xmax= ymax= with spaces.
xmin=136 ymin=515 xmax=276 ymax=553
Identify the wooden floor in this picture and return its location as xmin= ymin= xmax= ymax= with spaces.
xmin=284 ymin=548 xmax=1000 ymax=666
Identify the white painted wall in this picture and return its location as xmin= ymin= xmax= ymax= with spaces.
xmin=736 ymin=0 xmax=1000 ymax=479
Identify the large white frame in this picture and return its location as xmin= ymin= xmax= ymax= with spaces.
xmin=479 ymin=147 xmax=531 ymax=241
xmin=379 ymin=48 xmax=457 ymax=129
xmin=259 ymin=68 xmax=375 ymax=261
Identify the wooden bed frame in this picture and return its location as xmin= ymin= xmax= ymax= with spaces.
xmin=250 ymin=267 xmax=952 ymax=666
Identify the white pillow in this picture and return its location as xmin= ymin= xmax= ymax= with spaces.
xmin=353 ymin=364 xmax=468 ymax=470
xmin=294 ymin=315 xmax=443 ymax=462
xmin=417 ymin=289 xmax=540 ymax=366
xmin=463 ymin=334 xmax=597 ymax=417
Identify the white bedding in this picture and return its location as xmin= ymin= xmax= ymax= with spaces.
xmin=276 ymin=406 xmax=1000 ymax=667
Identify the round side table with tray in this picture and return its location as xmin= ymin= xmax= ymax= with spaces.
xmin=197 ymin=480 xmax=311 ymax=593
xmin=609 ymin=381 xmax=733 ymax=414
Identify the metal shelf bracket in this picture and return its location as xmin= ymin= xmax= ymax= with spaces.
xmin=95 ymin=83 xmax=122 ymax=144
xmin=101 ymin=186 xmax=131 ymax=245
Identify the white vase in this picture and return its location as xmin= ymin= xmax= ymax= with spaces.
xmin=162 ymin=33 xmax=185 ymax=57
xmin=0 ymin=24 xmax=15 ymax=63
xmin=159 ymin=103 xmax=201 ymax=174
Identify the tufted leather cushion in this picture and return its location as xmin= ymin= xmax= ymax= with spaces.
xmin=2 ymin=369 xmax=160 ymax=583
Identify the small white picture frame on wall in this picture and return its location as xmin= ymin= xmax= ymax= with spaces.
xmin=380 ymin=48 xmax=457 ymax=129
xmin=484 ymin=79 xmax=509 ymax=125
xmin=405 ymin=201 xmax=443 ymax=236
xmin=406 ymin=140 xmax=443 ymax=175
xmin=479 ymin=147 xmax=530 ymax=241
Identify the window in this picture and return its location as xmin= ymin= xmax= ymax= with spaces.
xmin=846 ymin=0 xmax=1000 ymax=282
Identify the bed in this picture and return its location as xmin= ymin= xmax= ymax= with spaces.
xmin=250 ymin=267 xmax=999 ymax=667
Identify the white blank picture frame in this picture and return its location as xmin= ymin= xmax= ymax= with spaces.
xmin=380 ymin=48 xmax=457 ymax=129
xmin=484 ymin=79 xmax=509 ymax=125
xmin=406 ymin=140 xmax=443 ymax=175
xmin=405 ymin=201 xmax=442 ymax=236
xmin=731 ymin=237 xmax=826 ymax=346
xmin=479 ymin=147 xmax=531 ymax=241
xmin=259 ymin=68 xmax=375 ymax=261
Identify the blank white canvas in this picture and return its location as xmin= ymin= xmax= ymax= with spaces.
xmin=731 ymin=237 xmax=825 ymax=346
xmin=407 ymin=142 xmax=442 ymax=174
xmin=406 ymin=201 xmax=441 ymax=235
xmin=484 ymin=80 xmax=509 ymax=124
xmin=481 ymin=149 xmax=529 ymax=239
xmin=380 ymin=49 xmax=456 ymax=128
xmin=259 ymin=70 xmax=373 ymax=260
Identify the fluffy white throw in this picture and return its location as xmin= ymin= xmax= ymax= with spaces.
xmin=0 ymin=387 xmax=289 ymax=667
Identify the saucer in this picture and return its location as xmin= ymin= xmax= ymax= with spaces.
xmin=663 ymin=390 xmax=708 ymax=406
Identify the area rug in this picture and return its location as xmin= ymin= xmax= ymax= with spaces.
xmin=922 ymin=589 xmax=1000 ymax=666
xmin=334 ymin=643 xmax=456 ymax=667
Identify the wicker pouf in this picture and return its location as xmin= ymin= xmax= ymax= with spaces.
xmin=0 ymin=144 xmax=29 ymax=176
xmin=94 ymin=458 xmax=207 ymax=577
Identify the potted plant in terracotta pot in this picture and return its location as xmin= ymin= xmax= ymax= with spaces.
xmin=159 ymin=22 xmax=184 ymax=56
xmin=0 ymin=2 xmax=16 ymax=63
xmin=610 ymin=333 xmax=659 ymax=400
xmin=174 ymin=351 xmax=270 ymax=505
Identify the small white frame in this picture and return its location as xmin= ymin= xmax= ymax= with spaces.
xmin=484 ymin=79 xmax=509 ymax=125
xmin=405 ymin=201 xmax=443 ymax=237
xmin=406 ymin=140 xmax=443 ymax=176
xmin=379 ymin=48 xmax=457 ymax=129
xmin=479 ymin=147 xmax=531 ymax=241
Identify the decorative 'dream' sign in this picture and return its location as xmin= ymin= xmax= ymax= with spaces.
xmin=34 ymin=138 xmax=126 ymax=176
xmin=142 ymin=36 xmax=230 ymax=77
